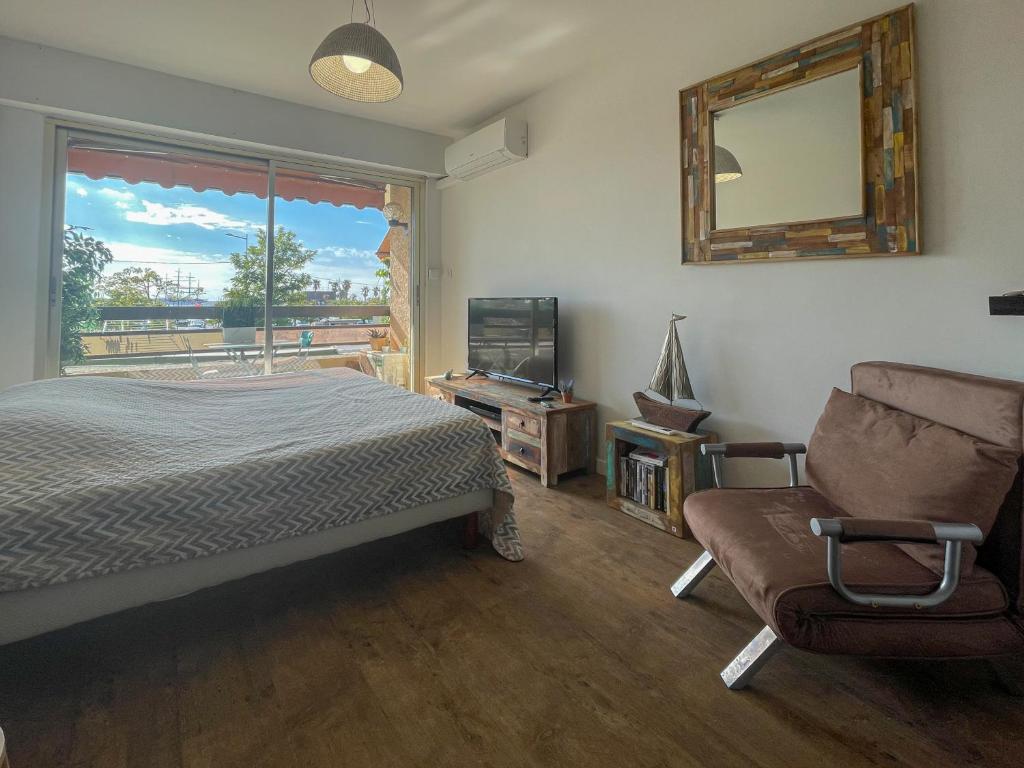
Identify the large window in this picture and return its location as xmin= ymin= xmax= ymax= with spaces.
xmin=52 ymin=130 xmax=416 ymax=387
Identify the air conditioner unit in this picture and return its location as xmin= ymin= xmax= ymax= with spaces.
xmin=443 ymin=118 xmax=527 ymax=181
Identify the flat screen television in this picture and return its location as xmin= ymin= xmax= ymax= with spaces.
xmin=468 ymin=297 xmax=558 ymax=389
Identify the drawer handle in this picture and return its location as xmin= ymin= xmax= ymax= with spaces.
xmin=519 ymin=447 xmax=526 ymax=455
xmin=519 ymin=419 xmax=526 ymax=428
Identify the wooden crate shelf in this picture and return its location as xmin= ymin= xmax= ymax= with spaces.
xmin=605 ymin=421 xmax=716 ymax=538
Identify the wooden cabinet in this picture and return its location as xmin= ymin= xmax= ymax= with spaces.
xmin=426 ymin=375 xmax=596 ymax=487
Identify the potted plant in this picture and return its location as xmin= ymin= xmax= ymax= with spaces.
xmin=368 ymin=328 xmax=389 ymax=352
xmin=221 ymin=299 xmax=260 ymax=345
xmin=560 ymin=378 xmax=575 ymax=404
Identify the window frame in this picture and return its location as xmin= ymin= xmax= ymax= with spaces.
xmin=44 ymin=122 xmax=425 ymax=387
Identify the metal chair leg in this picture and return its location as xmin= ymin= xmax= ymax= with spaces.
xmin=670 ymin=550 xmax=716 ymax=598
xmin=720 ymin=625 xmax=783 ymax=690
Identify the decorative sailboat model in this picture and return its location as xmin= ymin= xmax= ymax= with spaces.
xmin=633 ymin=314 xmax=711 ymax=433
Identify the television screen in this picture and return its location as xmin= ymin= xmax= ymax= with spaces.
xmin=468 ymin=297 xmax=558 ymax=388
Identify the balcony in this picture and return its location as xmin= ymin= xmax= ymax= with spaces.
xmin=66 ymin=303 xmax=399 ymax=382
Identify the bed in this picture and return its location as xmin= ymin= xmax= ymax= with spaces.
xmin=0 ymin=368 xmax=522 ymax=644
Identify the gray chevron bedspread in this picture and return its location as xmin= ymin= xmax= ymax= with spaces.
xmin=0 ymin=368 xmax=522 ymax=593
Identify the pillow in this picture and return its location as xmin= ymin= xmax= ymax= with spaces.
xmin=805 ymin=388 xmax=1019 ymax=574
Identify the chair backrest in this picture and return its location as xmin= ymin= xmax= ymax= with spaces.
xmin=299 ymin=331 xmax=314 ymax=347
xmin=851 ymin=361 xmax=1024 ymax=613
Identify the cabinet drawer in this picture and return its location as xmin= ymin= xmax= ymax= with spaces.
xmin=504 ymin=409 xmax=542 ymax=438
xmin=426 ymin=385 xmax=453 ymax=403
xmin=505 ymin=436 xmax=542 ymax=468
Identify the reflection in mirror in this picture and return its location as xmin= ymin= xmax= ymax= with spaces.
xmin=713 ymin=67 xmax=862 ymax=231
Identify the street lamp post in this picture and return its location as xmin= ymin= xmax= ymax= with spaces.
xmin=224 ymin=231 xmax=249 ymax=253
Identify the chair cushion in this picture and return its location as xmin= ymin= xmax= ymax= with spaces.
xmin=805 ymin=388 xmax=1019 ymax=574
xmin=684 ymin=487 xmax=1014 ymax=655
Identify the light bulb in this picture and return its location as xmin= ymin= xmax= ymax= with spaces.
xmin=342 ymin=55 xmax=372 ymax=74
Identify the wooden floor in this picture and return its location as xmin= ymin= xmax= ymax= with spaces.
xmin=1 ymin=471 xmax=1022 ymax=768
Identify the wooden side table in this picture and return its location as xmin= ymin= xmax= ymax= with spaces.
xmin=605 ymin=420 xmax=716 ymax=538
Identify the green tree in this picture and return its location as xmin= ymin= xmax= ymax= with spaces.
xmin=375 ymin=264 xmax=391 ymax=304
xmin=61 ymin=228 xmax=113 ymax=368
xmin=223 ymin=227 xmax=315 ymax=305
xmin=96 ymin=267 xmax=166 ymax=307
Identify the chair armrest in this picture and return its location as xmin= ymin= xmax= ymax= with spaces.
xmin=809 ymin=516 xmax=983 ymax=609
xmin=703 ymin=442 xmax=806 ymax=459
xmin=701 ymin=442 xmax=806 ymax=488
xmin=811 ymin=517 xmax=983 ymax=545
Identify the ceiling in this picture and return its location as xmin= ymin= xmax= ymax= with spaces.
xmin=0 ymin=0 xmax=691 ymax=137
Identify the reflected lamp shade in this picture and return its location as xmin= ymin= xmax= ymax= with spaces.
xmin=714 ymin=145 xmax=743 ymax=183
xmin=310 ymin=22 xmax=404 ymax=103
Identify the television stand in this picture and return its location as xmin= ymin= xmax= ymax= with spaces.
xmin=527 ymin=386 xmax=558 ymax=401
xmin=426 ymin=374 xmax=596 ymax=487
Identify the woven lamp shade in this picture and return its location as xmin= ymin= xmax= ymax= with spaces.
xmin=310 ymin=22 xmax=403 ymax=103
xmin=714 ymin=145 xmax=742 ymax=183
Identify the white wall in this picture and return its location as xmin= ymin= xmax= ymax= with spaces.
xmin=0 ymin=36 xmax=449 ymax=176
xmin=0 ymin=106 xmax=47 ymax=392
xmin=438 ymin=0 xmax=1024 ymax=485
xmin=0 ymin=36 xmax=451 ymax=390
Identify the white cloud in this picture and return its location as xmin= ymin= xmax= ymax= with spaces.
xmin=319 ymin=245 xmax=379 ymax=263
xmin=124 ymin=201 xmax=259 ymax=231
xmin=97 ymin=187 xmax=137 ymax=209
xmin=67 ymin=181 xmax=88 ymax=197
xmin=104 ymin=241 xmax=235 ymax=300
xmin=99 ymin=188 xmax=136 ymax=202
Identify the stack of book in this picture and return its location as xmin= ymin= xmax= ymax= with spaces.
xmin=619 ymin=448 xmax=669 ymax=512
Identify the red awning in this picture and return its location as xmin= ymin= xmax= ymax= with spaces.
xmin=375 ymin=230 xmax=392 ymax=261
xmin=66 ymin=146 xmax=386 ymax=210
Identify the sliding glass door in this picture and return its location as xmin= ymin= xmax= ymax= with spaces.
xmin=51 ymin=129 xmax=417 ymax=388
xmin=267 ymin=165 xmax=412 ymax=387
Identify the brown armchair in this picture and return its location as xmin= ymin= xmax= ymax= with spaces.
xmin=672 ymin=362 xmax=1024 ymax=690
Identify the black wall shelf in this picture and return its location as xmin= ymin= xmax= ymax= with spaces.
xmin=989 ymin=296 xmax=1024 ymax=316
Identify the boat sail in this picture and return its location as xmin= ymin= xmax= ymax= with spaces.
xmin=649 ymin=313 xmax=696 ymax=404
xmin=633 ymin=314 xmax=711 ymax=432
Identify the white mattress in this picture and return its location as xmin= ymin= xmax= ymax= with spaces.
xmin=0 ymin=488 xmax=492 ymax=645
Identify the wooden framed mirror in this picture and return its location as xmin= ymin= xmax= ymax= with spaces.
xmin=680 ymin=5 xmax=918 ymax=264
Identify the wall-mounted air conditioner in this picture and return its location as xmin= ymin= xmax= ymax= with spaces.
xmin=443 ymin=118 xmax=527 ymax=182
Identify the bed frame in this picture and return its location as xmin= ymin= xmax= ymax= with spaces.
xmin=0 ymin=489 xmax=492 ymax=646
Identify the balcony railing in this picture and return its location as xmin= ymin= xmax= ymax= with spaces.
xmin=78 ymin=304 xmax=391 ymax=361
xmin=95 ymin=303 xmax=389 ymax=322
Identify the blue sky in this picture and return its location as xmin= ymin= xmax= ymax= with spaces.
xmin=65 ymin=173 xmax=389 ymax=301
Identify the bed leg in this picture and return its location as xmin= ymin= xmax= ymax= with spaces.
xmin=462 ymin=512 xmax=480 ymax=549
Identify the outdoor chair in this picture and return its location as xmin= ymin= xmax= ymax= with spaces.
xmin=672 ymin=362 xmax=1024 ymax=690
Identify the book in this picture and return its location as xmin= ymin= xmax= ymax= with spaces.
xmin=619 ymin=454 xmax=668 ymax=513
xmin=626 ymin=418 xmax=678 ymax=436
xmin=629 ymin=448 xmax=668 ymax=467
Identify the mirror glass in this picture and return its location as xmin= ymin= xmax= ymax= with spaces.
xmin=713 ymin=67 xmax=862 ymax=231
